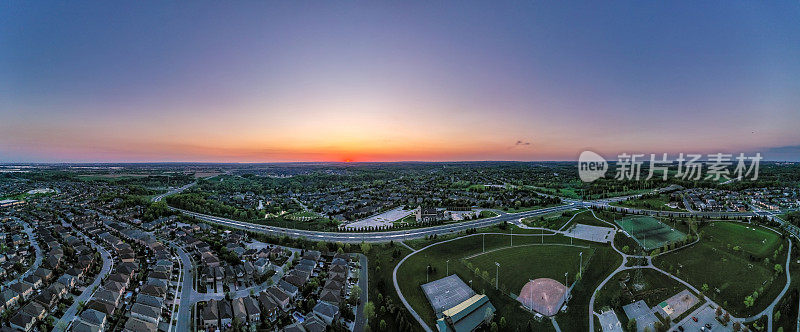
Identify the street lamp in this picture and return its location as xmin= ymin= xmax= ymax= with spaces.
xmin=579 ymin=252 xmax=583 ymax=278
xmin=446 ymin=259 xmax=450 ymax=276
xmin=495 ymin=262 xmax=500 ymax=289
xmin=427 ymin=265 xmax=430 ymax=283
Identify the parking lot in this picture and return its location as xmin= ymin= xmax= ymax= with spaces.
xmin=671 ymin=304 xmax=733 ymax=332
xmin=564 ymin=223 xmax=615 ymax=243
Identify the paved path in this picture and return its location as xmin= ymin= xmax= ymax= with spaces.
xmin=54 ymin=230 xmax=113 ymax=331
xmin=353 ymin=254 xmax=369 ymax=332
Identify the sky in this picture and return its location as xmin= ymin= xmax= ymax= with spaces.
xmin=2 ymin=1 xmax=799 ymax=162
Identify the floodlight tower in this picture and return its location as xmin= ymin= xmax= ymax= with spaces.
xmin=427 ymin=265 xmax=430 ymax=283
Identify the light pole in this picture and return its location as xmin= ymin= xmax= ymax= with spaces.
xmin=446 ymin=259 xmax=450 ymax=276
xmin=495 ymin=262 xmax=500 ymax=290
xmin=579 ymin=252 xmax=583 ymax=278
xmin=564 ymin=272 xmax=569 ymax=303
xmin=427 ymin=265 xmax=430 ymax=283
xmin=469 ymin=279 xmax=473 ymax=290
xmin=483 ymin=233 xmax=485 ymax=253
xmin=510 ymin=226 xmax=513 ymax=247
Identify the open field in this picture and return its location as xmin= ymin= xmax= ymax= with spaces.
xmin=396 ymin=232 xmax=621 ymax=331
xmin=464 ymin=244 xmax=593 ymax=296
xmin=615 ymin=215 xmax=686 ymax=251
xmin=611 ymin=194 xmax=685 ymax=212
xmin=654 ymin=221 xmax=787 ymax=316
xmin=521 ymin=209 xmax=583 ymax=230
xmin=702 ymin=222 xmax=781 ymax=258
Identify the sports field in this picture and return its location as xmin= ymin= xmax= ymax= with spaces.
xmin=615 ymin=216 xmax=685 ymax=251
xmin=396 ymin=233 xmax=619 ymax=331
xmin=464 ymin=244 xmax=594 ymax=295
xmin=654 ymin=222 xmax=786 ymax=316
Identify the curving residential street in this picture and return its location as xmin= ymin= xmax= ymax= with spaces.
xmin=3 ymin=219 xmax=42 ymax=287
xmin=54 ymin=230 xmax=114 ymax=331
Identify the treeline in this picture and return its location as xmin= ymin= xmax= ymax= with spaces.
xmin=167 ymin=193 xmax=260 ymax=221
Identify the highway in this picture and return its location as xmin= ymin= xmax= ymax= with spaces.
xmin=172 ymin=204 xmax=577 ymax=243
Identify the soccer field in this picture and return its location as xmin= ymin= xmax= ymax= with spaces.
xmin=464 ymin=244 xmax=594 ymax=295
xmin=616 ymin=216 xmax=686 ymax=251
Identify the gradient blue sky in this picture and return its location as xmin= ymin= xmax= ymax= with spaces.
xmin=2 ymin=1 xmax=799 ymax=162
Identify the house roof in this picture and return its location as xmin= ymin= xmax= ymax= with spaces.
xmin=203 ymin=300 xmax=219 ymax=320
xmin=80 ymin=308 xmax=107 ymax=326
xmin=437 ymin=294 xmax=496 ymax=332
xmin=313 ymin=301 xmax=339 ymax=319
xmin=9 ymin=312 xmax=35 ymax=328
xmin=130 ymin=303 xmax=160 ymax=320
xmin=71 ymin=321 xmax=101 ymax=332
xmin=303 ymin=314 xmax=327 ymax=332
xmin=123 ymin=317 xmax=158 ymax=332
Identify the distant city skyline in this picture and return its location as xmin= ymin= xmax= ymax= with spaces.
xmin=2 ymin=2 xmax=799 ymax=162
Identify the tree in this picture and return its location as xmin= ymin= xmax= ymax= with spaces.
xmin=349 ymin=285 xmax=362 ymax=305
xmin=744 ymin=295 xmax=754 ymax=308
xmin=628 ymin=318 xmax=637 ymax=331
xmin=774 ymin=310 xmax=781 ymax=321
xmin=379 ymin=320 xmax=387 ymax=330
xmin=775 ymin=264 xmax=783 ymax=274
xmin=490 ymin=322 xmax=498 ymax=332
xmin=715 ymin=306 xmax=722 ymax=317
xmin=484 ymin=308 xmax=494 ymax=325
xmin=361 ymin=242 xmax=372 ymax=254
xmin=702 ymin=283 xmax=709 ymax=293
xmin=363 ymin=301 xmax=375 ymax=320
xmin=499 ymin=316 xmax=507 ymax=329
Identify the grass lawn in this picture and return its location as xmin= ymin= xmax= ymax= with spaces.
xmin=654 ymin=221 xmax=787 ymax=316
xmin=288 ymin=210 xmax=319 ymax=219
xmin=522 ymin=209 xmax=583 ymax=230
xmin=702 ymin=222 xmax=781 ymax=259
xmin=562 ymin=211 xmax=615 ymax=229
xmin=396 ymin=233 xmax=620 ymax=331
xmin=611 ymin=194 xmax=685 ymax=212
xmin=480 ymin=210 xmax=499 ymax=218
xmin=394 ymin=214 xmax=416 ymax=224
xmin=464 ymin=244 xmax=593 ymax=295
